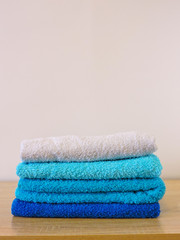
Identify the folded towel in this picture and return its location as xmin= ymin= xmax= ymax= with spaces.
xmin=18 ymin=177 xmax=165 ymax=193
xmin=11 ymin=199 xmax=160 ymax=218
xmin=21 ymin=132 xmax=156 ymax=162
xmin=15 ymin=182 xmax=165 ymax=204
xmin=17 ymin=155 xmax=162 ymax=180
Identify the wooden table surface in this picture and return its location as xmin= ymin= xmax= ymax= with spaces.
xmin=0 ymin=180 xmax=179 ymax=240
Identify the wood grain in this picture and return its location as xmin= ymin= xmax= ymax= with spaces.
xmin=0 ymin=180 xmax=179 ymax=240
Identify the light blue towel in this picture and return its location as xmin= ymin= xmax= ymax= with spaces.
xmin=17 ymin=154 xmax=162 ymax=180
xmin=18 ymin=178 xmax=164 ymax=193
xmin=15 ymin=182 xmax=165 ymax=204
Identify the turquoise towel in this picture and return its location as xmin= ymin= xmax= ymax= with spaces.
xmin=15 ymin=182 xmax=165 ymax=204
xmin=18 ymin=178 xmax=164 ymax=193
xmin=17 ymin=154 xmax=162 ymax=180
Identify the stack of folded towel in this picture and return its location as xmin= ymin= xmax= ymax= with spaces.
xmin=12 ymin=132 xmax=165 ymax=218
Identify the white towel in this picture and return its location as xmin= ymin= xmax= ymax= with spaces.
xmin=21 ymin=131 xmax=157 ymax=162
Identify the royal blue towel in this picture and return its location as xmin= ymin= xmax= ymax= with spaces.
xmin=17 ymin=155 xmax=162 ymax=180
xmin=11 ymin=199 xmax=160 ymax=218
xmin=15 ymin=182 xmax=165 ymax=204
xmin=18 ymin=177 xmax=165 ymax=193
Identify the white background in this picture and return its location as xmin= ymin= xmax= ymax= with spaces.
xmin=0 ymin=0 xmax=180 ymax=180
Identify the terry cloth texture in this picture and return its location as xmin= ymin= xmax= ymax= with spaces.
xmin=21 ymin=132 xmax=157 ymax=162
xmin=11 ymin=199 xmax=160 ymax=218
xmin=17 ymin=155 xmax=162 ymax=180
xmin=15 ymin=183 xmax=165 ymax=204
xmin=18 ymin=177 xmax=165 ymax=193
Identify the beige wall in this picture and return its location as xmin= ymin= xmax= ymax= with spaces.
xmin=0 ymin=0 xmax=180 ymax=180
